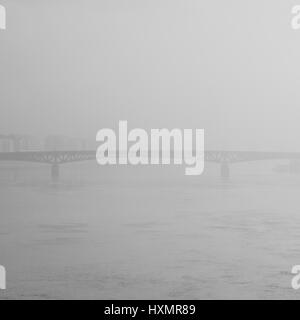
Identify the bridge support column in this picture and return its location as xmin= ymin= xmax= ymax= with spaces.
xmin=220 ymin=162 xmax=230 ymax=181
xmin=51 ymin=164 xmax=59 ymax=181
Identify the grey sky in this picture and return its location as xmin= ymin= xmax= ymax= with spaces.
xmin=0 ymin=0 xmax=300 ymax=151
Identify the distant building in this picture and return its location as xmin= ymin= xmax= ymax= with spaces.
xmin=290 ymin=160 xmax=300 ymax=174
xmin=0 ymin=134 xmax=95 ymax=152
xmin=273 ymin=160 xmax=300 ymax=174
xmin=0 ymin=135 xmax=43 ymax=152
xmin=0 ymin=135 xmax=15 ymax=152
xmin=22 ymin=136 xmax=43 ymax=151
xmin=0 ymin=139 xmax=11 ymax=152
xmin=44 ymin=135 xmax=93 ymax=151
xmin=44 ymin=136 xmax=69 ymax=151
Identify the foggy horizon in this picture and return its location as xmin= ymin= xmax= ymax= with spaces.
xmin=2 ymin=0 xmax=300 ymax=302
xmin=1 ymin=1 xmax=300 ymax=152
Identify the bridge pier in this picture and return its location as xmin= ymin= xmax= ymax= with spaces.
xmin=220 ymin=162 xmax=230 ymax=181
xmin=51 ymin=164 xmax=60 ymax=181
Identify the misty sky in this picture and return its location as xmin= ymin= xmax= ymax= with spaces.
xmin=1 ymin=0 xmax=300 ymax=151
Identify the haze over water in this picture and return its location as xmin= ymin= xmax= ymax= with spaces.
xmin=1 ymin=0 xmax=300 ymax=300
xmin=0 ymin=162 xmax=299 ymax=299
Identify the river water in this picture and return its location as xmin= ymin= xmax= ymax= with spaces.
xmin=0 ymin=162 xmax=300 ymax=299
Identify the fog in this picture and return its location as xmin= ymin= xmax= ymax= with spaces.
xmin=1 ymin=0 xmax=300 ymax=151
xmin=2 ymin=1 xmax=300 ymax=300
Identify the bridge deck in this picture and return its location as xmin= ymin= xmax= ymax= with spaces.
xmin=1 ymin=150 xmax=300 ymax=164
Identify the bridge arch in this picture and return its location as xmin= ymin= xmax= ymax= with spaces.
xmin=1 ymin=150 xmax=300 ymax=181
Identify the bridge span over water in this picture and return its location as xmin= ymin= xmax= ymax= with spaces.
xmin=0 ymin=150 xmax=300 ymax=180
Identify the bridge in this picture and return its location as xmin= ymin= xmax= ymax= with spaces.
xmin=0 ymin=151 xmax=95 ymax=181
xmin=1 ymin=150 xmax=300 ymax=181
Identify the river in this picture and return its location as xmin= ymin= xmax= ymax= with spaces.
xmin=0 ymin=162 xmax=300 ymax=299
